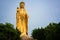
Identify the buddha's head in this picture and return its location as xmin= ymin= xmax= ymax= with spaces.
xmin=20 ymin=2 xmax=25 ymax=8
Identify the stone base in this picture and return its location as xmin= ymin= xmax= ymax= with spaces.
xmin=21 ymin=35 xmax=34 ymax=40
xmin=28 ymin=37 xmax=34 ymax=40
xmin=21 ymin=35 xmax=28 ymax=40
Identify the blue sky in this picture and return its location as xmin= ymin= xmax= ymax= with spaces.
xmin=0 ymin=0 xmax=60 ymax=36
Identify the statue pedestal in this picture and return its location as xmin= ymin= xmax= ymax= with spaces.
xmin=21 ymin=35 xmax=29 ymax=40
xmin=21 ymin=35 xmax=34 ymax=40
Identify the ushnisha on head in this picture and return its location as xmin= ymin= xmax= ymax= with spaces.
xmin=20 ymin=2 xmax=25 ymax=8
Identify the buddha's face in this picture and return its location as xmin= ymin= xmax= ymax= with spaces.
xmin=20 ymin=2 xmax=25 ymax=8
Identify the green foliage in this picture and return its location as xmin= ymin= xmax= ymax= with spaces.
xmin=0 ymin=23 xmax=20 ymax=40
xmin=45 ymin=22 xmax=60 ymax=40
xmin=31 ymin=28 xmax=45 ymax=40
xmin=45 ymin=23 xmax=57 ymax=40
xmin=31 ymin=22 xmax=60 ymax=40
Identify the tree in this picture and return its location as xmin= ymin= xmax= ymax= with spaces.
xmin=54 ymin=22 xmax=60 ymax=40
xmin=45 ymin=22 xmax=60 ymax=40
xmin=31 ymin=22 xmax=60 ymax=40
xmin=45 ymin=23 xmax=57 ymax=40
xmin=0 ymin=23 xmax=20 ymax=40
xmin=31 ymin=28 xmax=45 ymax=40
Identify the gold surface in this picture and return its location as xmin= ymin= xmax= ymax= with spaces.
xmin=16 ymin=2 xmax=29 ymax=36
